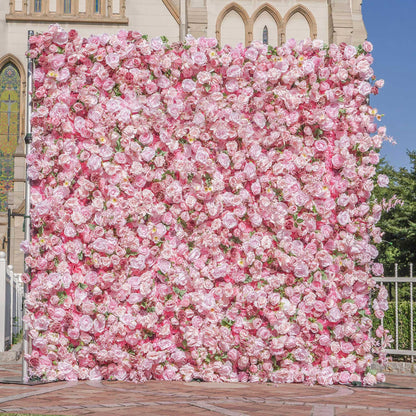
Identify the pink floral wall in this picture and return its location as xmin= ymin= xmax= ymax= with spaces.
xmin=23 ymin=25 xmax=390 ymax=384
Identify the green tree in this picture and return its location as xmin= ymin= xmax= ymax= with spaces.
xmin=373 ymin=151 xmax=416 ymax=275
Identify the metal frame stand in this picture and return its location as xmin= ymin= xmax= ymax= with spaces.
xmin=21 ymin=29 xmax=34 ymax=385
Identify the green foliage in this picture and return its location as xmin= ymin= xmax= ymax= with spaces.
xmin=12 ymin=328 xmax=23 ymax=345
xmin=373 ymin=152 xmax=416 ymax=275
xmin=375 ymin=301 xmax=416 ymax=351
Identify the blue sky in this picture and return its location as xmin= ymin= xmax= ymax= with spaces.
xmin=362 ymin=1 xmax=416 ymax=169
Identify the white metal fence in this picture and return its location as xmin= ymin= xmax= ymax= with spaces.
xmin=0 ymin=251 xmax=24 ymax=352
xmin=374 ymin=264 xmax=415 ymax=361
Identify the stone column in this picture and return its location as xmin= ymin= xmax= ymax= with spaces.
xmin=329 ymin=0 xmax=353 ymax=44
xmin=351 ymin=0 xmax=367 ymax=46
xmin=188 ymin=0 xmax=207 ymax=39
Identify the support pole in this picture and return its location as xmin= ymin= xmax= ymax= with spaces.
xmin=179 ymin=0 xmax=188 ymax=42
xmin=0 ymin=252 xmax=6 ymax=352
xmin=8 ymin=265 xmax=14 ymax=346
xmin=22 ymin=29 xmax=34 ymax=384
xmin=7 ymin=208 xmax=11 ymax=265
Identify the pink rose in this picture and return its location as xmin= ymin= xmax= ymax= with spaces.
xmin=314 ymin=140 xmax=327 ymax=152
xmin=344 ymin=45 xmax=356 ymax=59
xmin=182 ymin=79 xmax=196 ymax=93
xmin=338 ymin=371 xmax=351 ymax=384
xmin=331 ymin=154 xmax=345 ymax=169
xmin=141 ymin=147 xmax=155 ymax=162
xmin=375 ymin=79 xmax=384 ymax=88
xmin=150 ymin=37 xmax=164 ymax=50
xmin=358 ymin=81 xmax=372 ymax=96
xmin=195 ymin=147 xmax=210 ymax=165
xmin=87 ymin=154 xmax=102 ymax=171
xmin=223 ymin=212 xmax=237 ymax=229
xmin=294 ymin=261 xmax=309 ymax=279
xmin=377 ymin=174 xmax=389 ymax=188
xmin=253 ymin=112 xmax=266 ymax=128
xmin=51 ymin=54 xmax=66 ymax=70
xmin=372 ymin=263 xmax=384 ymax=276
xmin=362 ymin=41 xmax=373 ymax=53
xmin=245 ymin=47 xmax=258 ymax=61
xmin=249 ymin=213 xmax=262 ymax=227
xmin=105 ymin=53 xmax=120 ymax=69
xmin=243 ymin=162 xmax=256 ymax=180
xmin=192 ymin=52 xmax=207 ymax=66
xmin=53 ymin=29 xmax=68 ymax=45
xmin=302 ymin=60 xmax=315 ymax=74
xmin=337 ymin=68 xmax=349 ymax=82
xmin=337 ymin=211 xmax=350 ymax=226
xmin=327 ymin=307 xmax=342 ymax=323
xmin=217 ymin=153 xmax=230 ymax=169
xmin=226 ymin=65 xmax=241 ymax=78
xmin=79 ymin=315 xmax=93 ymax=332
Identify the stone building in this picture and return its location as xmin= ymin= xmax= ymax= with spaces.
xmin=0 ymin=0 xmax=367 ymax=272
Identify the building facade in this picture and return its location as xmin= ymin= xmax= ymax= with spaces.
xmin=0 ymin=0 xmax=367 ymax=272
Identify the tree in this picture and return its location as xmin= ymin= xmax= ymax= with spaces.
xmin=373 ymin=151 xmax=416 ymax=275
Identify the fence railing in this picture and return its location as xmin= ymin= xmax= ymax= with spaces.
xmin=0 ymin=251 xmax=24 ymax=353
xmin=374 ymin=263 xmax=415 ymax=361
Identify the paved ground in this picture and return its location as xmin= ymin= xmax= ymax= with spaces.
xmin=0 ymin=361 xmax=415 ymax=415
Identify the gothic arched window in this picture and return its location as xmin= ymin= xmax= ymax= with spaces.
xmin=34 ymin=0 xmax=42 ymax=13
xmin=263 ymin=25 xmax=269 ymax=44
xmin=0 ymin=63 xmax=21 ymax=211
xmin=94 ymin=0 xmax=101 ymax=13
xmin=64 ymin=0 xmax=71 ymax=14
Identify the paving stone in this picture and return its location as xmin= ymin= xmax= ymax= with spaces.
xmin=1 ymin=362 xmax=416 ymax=416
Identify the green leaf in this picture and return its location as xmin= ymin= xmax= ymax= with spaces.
xmin=57 ymin=291 xmax=67 ymax=305
xmin=113 ymin=84 xmax=122 ymax=97
xmin=203 ymin=173 xmax=212 ymax=187
xmin=126 ymin=248 xmax=138 ymax=258
xmin=244 ymin=274 xmax=252 ymax=283
xmin=115 ymin=137 xmax=123 ymax=152
xmin=173 ymin=286 xmax=186 ymax=299
xmin=230 ymin=236 xmax=242 ymax=244
xmin=177 ymin=217 xmax=187 ymax=229
xmin=314 ymin=128 xmax=323 ymax=139
xmin=221 ymin=318 xmax=234 ymax=328
xmin=220 ymin=244 xmax=231 ymax=253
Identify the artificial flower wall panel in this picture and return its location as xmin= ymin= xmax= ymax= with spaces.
xmin=23 ymin=25 xmax=390 ymax=385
